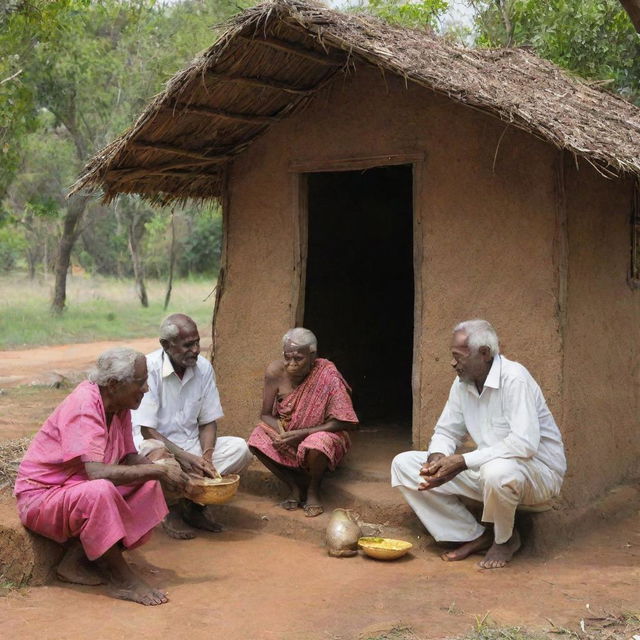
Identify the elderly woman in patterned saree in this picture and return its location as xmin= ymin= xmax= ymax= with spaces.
xmin=247 ymin=328 xmax=359 ymax=517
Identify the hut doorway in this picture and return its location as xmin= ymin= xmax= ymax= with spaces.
xmin=302 ymin=164 xmax=414 ymax=432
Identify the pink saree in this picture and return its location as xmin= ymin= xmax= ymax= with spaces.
xmin=248 ymin=358 xmax=358 ymax=470
xmin=14 ymin=381 xmax=167 ymax=560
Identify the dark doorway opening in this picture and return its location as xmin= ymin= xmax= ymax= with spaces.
xmin=303 ymin=165 xmax=414 ymax=428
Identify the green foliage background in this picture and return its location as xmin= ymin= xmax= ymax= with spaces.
xmin=0 ymin=0 xmax=244 ymax=285
xmin=1 ymin=0 xmax=638 ymax=296
xmin=471 ymin=0 xmax=640 ymax=104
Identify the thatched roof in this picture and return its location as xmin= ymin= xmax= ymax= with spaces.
xmin=71 ymin=0 xmax=640 ymax=204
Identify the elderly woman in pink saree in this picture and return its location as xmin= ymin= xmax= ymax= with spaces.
xmin=248 ymin=328 xmax=359 ymax=517
xmin=14 ymin=347 xmax=191 ymax=606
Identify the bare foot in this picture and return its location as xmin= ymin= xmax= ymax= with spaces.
xmin=280 ymin=486 xmax=304 ymax=511
xmin=279 ymin=498 xmax=301 ymax=510
xmin=183 ymin=504 xmax=225 ymax=533
xmin=108 ymin=580 xmax=168 ymax=606
xmin=303 ymin=486 xmax=324 ymax=518
xmin=303 ymin=504 xmax=324 ymax=517
xmin=96 ymin=546 xmax=168 ymax=606
xmin=440 ymin=530 xmax=493 ymax=562
xmin=162 ymin=509 xmax=196 ymax=540
xmin=478 ymin=530 xmax=521 ymax=569
xmin=56 ymin=543 xmax=104 ymax=586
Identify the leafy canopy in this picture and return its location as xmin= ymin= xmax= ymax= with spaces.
xmin=471 ymin=0 xmax=640 ymax=104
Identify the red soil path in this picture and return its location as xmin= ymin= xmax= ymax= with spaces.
xmin=0 ymin=339 xmax=638 ymax=639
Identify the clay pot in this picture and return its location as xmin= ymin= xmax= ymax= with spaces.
xmin=326 ymin=508 xmax=362 ymax=557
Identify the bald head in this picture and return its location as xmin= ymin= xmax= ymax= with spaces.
xmin=159 ymin=313 xmax=200 ymax=374
xmin=160 ymin=313 xmax=197 ymax=342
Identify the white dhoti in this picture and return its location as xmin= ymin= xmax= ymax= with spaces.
xmin=139 ymin=436 xmax=253 ymax=475
xmin=391 ymin=451 xmax=562 ymax=544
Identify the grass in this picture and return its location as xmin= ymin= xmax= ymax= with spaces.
xmin=356 ymin=614 xmax=640 ymax=640
xmin=0 ymin=273 xmax=217 ymax=349
xmin=0 ymin=579 xmax=27 ymax=597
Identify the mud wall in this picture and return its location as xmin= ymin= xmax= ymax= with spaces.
xmin=561 ymin=163 xmax=639 ymax=506
xmin=214 ymin=64 xmax=577 ymax=487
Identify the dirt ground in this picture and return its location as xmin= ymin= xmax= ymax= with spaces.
xmin=0 ymin=340 xmax=638 ymax=640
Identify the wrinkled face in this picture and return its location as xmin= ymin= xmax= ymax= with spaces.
xmin=450 ymin=331 xmax=491 ymax=385
xmin=163 ymin=323 xmax=200 ymax=371
xmin=110 ymin=357 xmax=149 ymax=411
xmin=283 ymin=342 xmax=316 ymax=381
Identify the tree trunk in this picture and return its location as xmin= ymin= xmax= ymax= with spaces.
xmin=50 ymin=194 xmax=90 ymax=315
xmin=26 ymin=249 xmax=36 ymax=279
xmin=43 ymin=235 xmax=48 ymax=278
xmin=619 ymin=0 xmax=640 ymax=32
xmin=128 ymin=211 xmax=148 ymax=307
xmin=163 ymin=212 xmax=176 ymax=311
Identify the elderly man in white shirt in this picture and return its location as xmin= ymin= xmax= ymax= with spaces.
xmin=132 ymin=313 xmax=252 ymax=539
xmin=391 ymin=319 xmax=566 ymax=569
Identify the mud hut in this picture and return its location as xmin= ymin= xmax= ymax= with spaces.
xmin=73 ymin=0 xmax=640 ymax=510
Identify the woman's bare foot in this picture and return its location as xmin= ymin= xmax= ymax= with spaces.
xmin=440 ymin=529 xmax=493 ymax=562
xmin=280 ymin=498 xmax=301 ymax=510
xmin=108 ymin=580 xmax=168 ymax=606
xmin=96 ymin=546 xmax=168 ymax=606
xmin=56 ymin=542 xmax=103 ymax=586
xmin=162 ymin=506 xmax=196 ymax=539
xmin=304 ymin=488 xmax=324 ymax=518
xmin=303 ymin=503 xmax=324 ymax=517
xmin=182 ymin=503 xmax=224 ymax=532
xmin=478 ymin=529 xmax=521 ymax=569
xmin=280 ymin=485 xmax=305 ymax=511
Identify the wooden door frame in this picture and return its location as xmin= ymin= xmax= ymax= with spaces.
xmin=289 ymin=152 xmax=425 ymax=446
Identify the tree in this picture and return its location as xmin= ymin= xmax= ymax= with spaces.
xmin=0 ymin=0 xmax=85 ymax=200
xmin=2 ymin=0 xmax=250 ymax=313
xmin=1 ymin=119 xmax=74 ymax=278
xmin=470 ymin=0 xmax=640 ymax=104
xmin=619 ymin=0 xmax=640 ymax=32
xmin=116 ymin=196 xmax=155 ymax=307
xmin=348 ymin=0 xmax=449 ymax=29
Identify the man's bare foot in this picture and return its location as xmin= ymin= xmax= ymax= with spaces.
xmin=183 ymin=504 xmax=224 ymax=533
xmin=440 ymin=529 xmax=493 ymax=562
xmin=97 ymin=546 xmax=168 ymax=606
xmin=162 ymin=509 xmax=196 ymax=539
xmin=478 ymin=529 xmax=521 ymax=569
xmin=56 ymin=543 xmax=103 ymax=586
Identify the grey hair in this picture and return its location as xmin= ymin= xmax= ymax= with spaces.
xmin=88 ymin=347 xmax=144 ymax=385
xmin=453 ymin=319 xmax=500 ymax=357
xmin=160 ymin=313 xmax=195 ymax=342
xmin=282 ymin=327 xmax=317 ymax=353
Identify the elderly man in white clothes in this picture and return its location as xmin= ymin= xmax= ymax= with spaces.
xmin=391 ymin=319 xmax=566 ymax=569
xmin=132 ymin=313 xmax=253 ymax=539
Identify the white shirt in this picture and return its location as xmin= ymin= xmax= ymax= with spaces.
xmin=131 ymin=348 xmax=224 ymax=451
xmin=429 ymin=355 xmax=566 ymax=477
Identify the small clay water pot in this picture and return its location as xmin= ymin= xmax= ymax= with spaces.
xmin=326 ymin=508 xmax=362 ymax=557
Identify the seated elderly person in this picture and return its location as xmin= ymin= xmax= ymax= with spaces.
xmin=392 ymin=319 xmax=566 ymax=569
xmin=14 ymin=347 xmax=191 ymax=606
xmin=248 ymin=328 xmax=359 ymax=517
xmin=132 ymin=313 xmax=253 ymax=539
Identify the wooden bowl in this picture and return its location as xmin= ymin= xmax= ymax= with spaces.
xmin=358 ymin=537 xmax=413 ymax=561
xmin=189 ymin=474 xmax=240 ymax=505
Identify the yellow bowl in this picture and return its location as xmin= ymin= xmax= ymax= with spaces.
xmin=358 ymin=537 xmax=413 ymax=561
xmin=189 ymin=474 xmax=240 ymax=505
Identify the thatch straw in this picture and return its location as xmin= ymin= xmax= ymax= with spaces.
xmin=71 ymin=0 xmax=640 ymax=204
xmin=0 ymin=437 xmax=30 ymax=490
